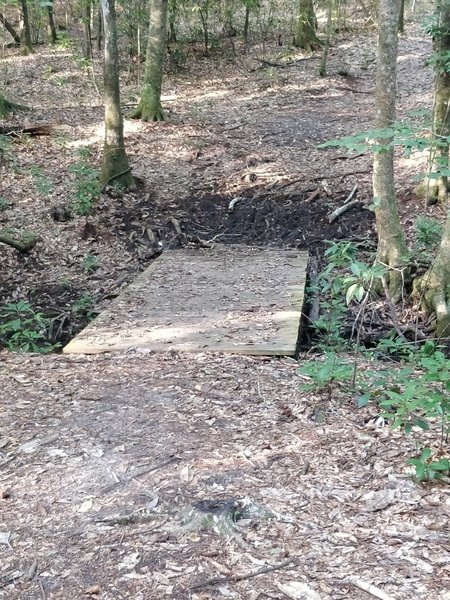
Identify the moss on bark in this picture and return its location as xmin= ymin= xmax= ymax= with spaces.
xmin=294 ymin=0 xmax=322 ymax=52
xmin=131 ymin=0 xmax=168 ymax=122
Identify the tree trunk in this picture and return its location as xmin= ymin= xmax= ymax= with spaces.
xmin=417 ymin=0 xmax=450 ymax=206
xmin=97 ymin=1 xmax=103 ymax=51
xmin=373 ymin=0 xmax=409 ymax=297
xmin=18 ymin=0 xmax=33 ymax=54
xmin=83 ymin=0 xmax=93 ymax=60
xmin=398 ymin=0 xmax=405 ymax=33
xmin=100 ymin=0 xmax=134 ymax=190
xmin=0 ymin=13 xmax=21 ymax=45
xmin=130 ymin=0 xmax=168 ymax=122
xmin=415 ymin=209 xmax=450 ymax=338
xmin=47 ymin=3 xmax=58 ymax=44
xmin=168 ymin=0 xmax=177 ymax=43
xmin=318 ymin=0 xmax=333 ymax=76
xmin=294 ymin=0 xmax=322 ymax=52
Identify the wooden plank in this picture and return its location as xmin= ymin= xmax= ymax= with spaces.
xmin=63 ymin=245 xmax=308 ymax=356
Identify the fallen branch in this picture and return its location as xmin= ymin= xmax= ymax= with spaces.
xmin=328 ymin=186 xmax=359 ymax=222
xmin=190 ymin=558 xmax=297 ymax=591
xmin=380 ymin=275 xmax=408 ymax=341
xmin=252 ymin=57 xmax=319 ymax=69
xmin=0 ymin=232 xmax=38 ymax=253
xmin=346 ymin=576 xmax=396 ymax=600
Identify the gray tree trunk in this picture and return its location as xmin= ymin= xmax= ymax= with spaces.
xmin=417 ymin=0 xmax=450 ymax=205
xmin=100 ymin=0 xmax=134 ymax=189
xmin=373 ymin=0 xmax=408 ymax=297
xmin=417 ymin=209 xmax=450 ymax=337
xmin=131 ymin=0 xmax=168 ymax=122
xmin=18 ymin=0 xmax=33 ymax=54
xmin=47 ymin=4 xmax=58 ymax=44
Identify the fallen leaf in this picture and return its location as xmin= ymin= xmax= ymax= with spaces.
xmin=277 ymin=581 xmax=322 ymax=600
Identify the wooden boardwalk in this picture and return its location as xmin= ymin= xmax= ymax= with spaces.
xmin=63 ymin=245 xmax=308 ymax=356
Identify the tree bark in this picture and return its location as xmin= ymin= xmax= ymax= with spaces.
xmin=168 ymin=0 xmax=177 ymax=43
xmin=294 ymin=0 xmax=322 ymax=52
xmin=417 ymin=0 xmax=450 ymax=206
xmin=319 ymin=0 xmax=333 ymax=77
xmin=130 ymin=0 xmax=168 ymax=122
xmin=415 ymin=209 xmax=450 ymax=338
xmin=373 ymin=0 xmax=409 ymax=297
xmin=47 ymin=3 xmax=58 ymax=43
xmin=100 ymin=0 xmax=134 ymax=190
xmin=18 ymin=0 xmax=33 ymax=54
xmin=398 ymin=0 xmax=405 ymax=33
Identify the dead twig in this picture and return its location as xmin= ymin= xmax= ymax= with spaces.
xmin=345 ymin=576 xmax=396 ymax=600
xmin=380 ymin=276 xmax=408 ymax=341
xmin=328 ymin=186 xmax=359 ymax=222
xmin=38 ymin=577 xmax=47 ymax=600
xmin=190 ymin=557 xmax=298 ymax=591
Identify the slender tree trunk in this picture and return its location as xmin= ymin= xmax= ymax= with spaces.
xmin=100 ymin=0 xmax=134 ymax=190
xmin=18 ymin=0 xmax=33 ymax=54
xmin=84 ymin=0 xmax=93 ymax=60
xmin=97 ymin=1 xmax=103 ymax=51
xmin=417 ymin=0 xmax=450 ymax=206
xmin=319 ymin=0 xmax=333 ymax=76
xmin=398 ymin=0 xmax=405 ymax=33
xmin=373 ymin=0 xmax=409 ymax=297
xmin=47 ymin=3 xmax=58 ymax=44
xmin=199 ymin=3 xmax=209 ymax=55
xmin=130 ymin=0 xmax=168 ymax=122
xmin=0 ymin=13 xmax=21 ymax=45
xmin=294 ymin=0 xmax=322 ymax=52
xmin=243 ymin=5 xmax=250 ymax=42
xmin=168 ymin=0 xmax=177 ymax=42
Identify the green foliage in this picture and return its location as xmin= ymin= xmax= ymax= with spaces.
xmin=81 ymin=253 xmax=100 ymax=274
xmin=414 ymin=216 xmax=443 ymax=251
xmin=72 ymin=294 xmax=97 ymax=320
xmin=299 ymin=352 xmax=354 ymax=394
xmin=29 ymin=165 xmax=53 ymax=196
xmin=408 ymin=448 xmax=450 ymax=482
xmin=0 ymin=197 xmax=11 ymax=211
xmin=69 ymin=149 xmax=100 ymax=216
xmin=310 ymin=241 xmax=385 ymax=348
xmin=360 ymin=341 xmax=450 ymax=480
xmin=0 ymin=300 xmax=57 ymax=353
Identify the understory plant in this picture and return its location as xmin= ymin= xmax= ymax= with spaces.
xmin=301 ymin=242 xmax=450 ymax=483
xmin=69 ymin=148 xmax=100 ymax=215
xmin=0 ymin=300 xmax=57 ymax=353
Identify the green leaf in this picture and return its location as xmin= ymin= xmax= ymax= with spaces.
xmin=357 ymin=393 xmax=371 ymax=407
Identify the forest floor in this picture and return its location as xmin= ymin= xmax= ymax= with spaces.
xmin=1 ymin=19 xmax=450 ymax=600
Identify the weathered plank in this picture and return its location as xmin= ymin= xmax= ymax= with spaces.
xmin=63 ymin=245 xmax=308 ymax=356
